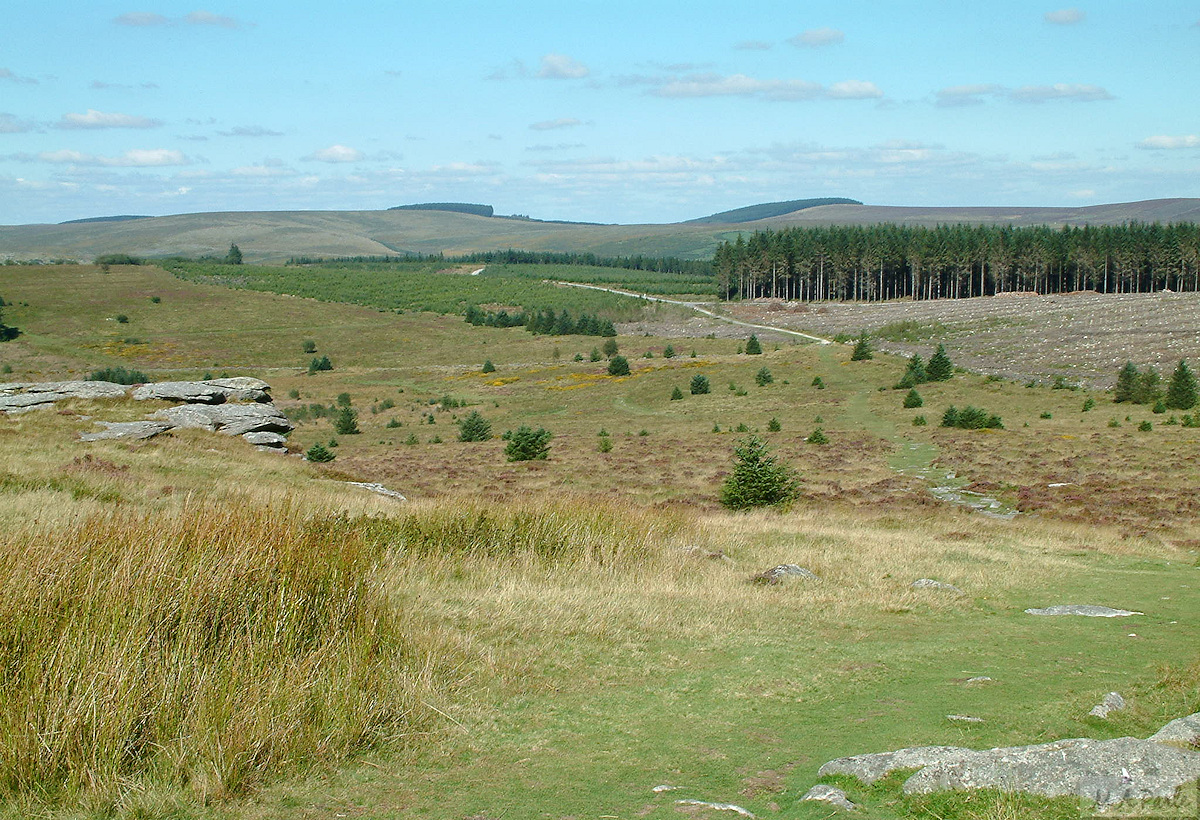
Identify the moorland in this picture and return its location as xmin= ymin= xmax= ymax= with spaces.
xmin=0 ymin=252 xmax=1198 ymax=820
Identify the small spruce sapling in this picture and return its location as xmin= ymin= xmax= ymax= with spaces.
xmin=482 ymin=359 xmax=496 ymax=373
xmin=333 ymin=406 xmax=360 ymax=435
xmin=850 ymin=333 xmax=873 ymax=361
xmin=690 ymin=374 xmax=710 ymax=394
xmin=754 ymin=367 xmax=773 ymax=386
xmin=305 ymin=442 xmax=335 ymax=462
xmin=903 ymin=388 xmax=923 ymax=408
xmin=607 ymin=355 xmax=630 ymax=376
xmin=719 ymin=434 xmax=800 ymax=510
xmin=504 ymin=425 xmax=552 ymax=461
xmin=1166 ymin=359 xmax=1198 ymax=410
xmin=457 ymin=410 xmax=492 ymax=442
xmin=926 ymin=344 xmax=953 ymax=381
xmin=745 ymin=334 xmax=763 ymax=355
xmin=670 ymin=386 xmax=684 ymax=401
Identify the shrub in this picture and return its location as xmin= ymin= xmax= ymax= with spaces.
xmin=1108 ymin=418 xmax=1122 ymax=428
xmin=850 ymin=333 xmax=873 ymax=361
xmin=735 ymin=422 xmax=749 ymax=433
xmin=1166 ymin=359 xmax=1198 ymax=410
xmin=607 ymin=355 xmax=630 ymax=376
xmin=745 ymin=334 xmax=763 ymax=355
xmin=1133 ymin=367 xmax=1162 ymax=405
xmin=224 ymin=242 xmax=243 ymax=265
xmin=1082 ymin=397 xmax=1096 ymax=412
xmin=806 ymin=427 xmax=829 ymax=444
xmin=670 ymin=386 xmax=684 ymax=401
xmin=1138 ymin=420 xmax=1153 ymax=432
xmin=690 ymin=375 xmax=710 ymax=394
xmin=642 ymin=351 xmax=653 ymax=358
xmin=912 ymin=415 xmax=927 ymax=426
xmin=308 ymin=355 xmax=333 ymax=374
xmin=926 ymin=344 xmax=953 ymax=381
xmin=903 ymin=388 xmax=923 ymax=409
xmin=336 ymin=392 xmax=352 ymax=407
xmin=457 ymin=410 xmax=492 ymax=442
xmin=305 ymin=442 xmax=336 ymax=462
xmin=573 ymin=353 xmax=583 ymax=362
xmin=812 ymin=376 xmax=825 ymax=389
xmin=896 ymin=354 xmax=927 ymax=389
xmin=597 ymin=435 xmax=613 ymax=453
xmin=114 ymin=314 xmax=129 ymax=324
xmin=1040 ymin=411 xmax=1053 ymax=419
xmin=1114 ymin=361 xmax=1139 ymax=402
xmin=719 ymin=435 xmax=800 ymax=510
xmin=755 ymin=367 xmax=773 ymax=386
xmin=941 ymin=405 xmax=1003 ymax=429
xmin=482 ymin=359 xmax=496 ymax=373
xmin=1182 ymin=414 xmax=1199 ymax=428
xmin=504 ymin=425 xmax=552 ymax=461
xmin=602 ymin=338 xmax=619 ymax=358
xmin=767 ymin=417 xmax=781 ymax=432
xmin=589 ymin=348 xmax=601 ymax=362
xmin=663 ymin=344 xmax=676 ymax=358
xmin=404 ymin=433 xmax=419 ymax=445
xmin=149 ymin=295 xmax=161 ymax=304
xmin=87 ymin=366 xmax=150 ymax=384
xmin=1153 ymin=400 xmax=1167 ymax=414
xmin=333 ymin=407 xmax=360 ymax=435
xmin=386 ymin=418 xmax=402 ymax=428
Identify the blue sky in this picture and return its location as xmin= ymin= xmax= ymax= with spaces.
xmin=2 ymin=1 xmax=1198 ymax=225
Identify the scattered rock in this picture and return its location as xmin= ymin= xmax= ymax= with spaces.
xmin=818 ymin=746 xmax=971 ymax=785
xmin=202 ymin=377 xmax=271 ymax=402
xmin=29 ymin=381 xmax=127 ymax=399
xmin=674 ymin=799 xmax=755 ymax=817
xmin=651 ymin=784 xmax=680 ymax=793
xmin=79 ymin=420 xmax=173 ymax=442
xmin=1088 ymin=692 xmax=1126 ymax=719
xmin=800 ymin=784 xmax=858 ymax=811
xmin=1025 ymin=605 xmax=1143 ymax=617
xmin=346 ymin=481 xmax=407 ymax=501
xmin=965 ymin=676 xmax=994 ymax=685
xmin=132 ymin=381 xmax=229 ymax=404
xmin=946 ymin=715 xmax=985 ymax=724
xmin=0 ymin=392 xmax=67 ymax=412
xmin=911 ymin=578 xmax=963 ymax=593
xmin=752 ymin=564 xmax=819 ymax=585
xmin=1149 ymin=713 xmax=1200 ymax=748
xmin=242 ymin=431 xmax=288 ymax=447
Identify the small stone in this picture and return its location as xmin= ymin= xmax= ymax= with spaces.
xmin=346 ymin=481 xmax=407 ymax=501
xmin=965 ymin=676 xmax=994 ymax=685
xmin=800 ymin=784 xmax=858 ymax=811
xmin=947 ymin=714 xmax=985 ymax=723
xmin=1089 ymin=692 xmax=1126 ymax=719
xmin=1024 ymin=605 xmax=1143 ymax=617
xmin=752 ymin=564 xmax=819 ymax=585
xmin=674 ymin=799 xmax=755 ymax=818
xmin=651 ymin=784 xmax=679 ymax=793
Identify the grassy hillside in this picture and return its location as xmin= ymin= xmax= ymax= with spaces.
xmin=1 ymin=263 xmax=1198 ymax=819
xmin=3 ymin=198 xmax=1198 ymax=265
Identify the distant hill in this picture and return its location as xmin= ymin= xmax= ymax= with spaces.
xmin=2 ymin=198 xmax=1198 ymax=264
xmin=58 ymin=215 xmax=152 ymax=225
xmin=388 ymin=203 xmax=494 ymax=217
xmin=687 ymin=198 xmax=863 ymax=224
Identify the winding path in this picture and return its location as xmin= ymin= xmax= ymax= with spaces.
xmin=555 ymin=281 xmax=833 ymax=345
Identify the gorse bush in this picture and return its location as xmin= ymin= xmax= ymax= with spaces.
xmin=87 ymin=366 xmax=150 ymax=384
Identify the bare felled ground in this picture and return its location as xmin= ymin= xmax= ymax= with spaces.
xmin=663 ymin=292 xmax=1200 ymax=389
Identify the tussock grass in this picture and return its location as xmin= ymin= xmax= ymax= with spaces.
xmin=0 ymin=500 xmax=433 ymax=806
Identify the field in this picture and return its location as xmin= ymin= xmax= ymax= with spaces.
xmin=0 ymin=263 xmax=1198 ymax=819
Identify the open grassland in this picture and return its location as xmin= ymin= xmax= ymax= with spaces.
xmin=0 ymin=263 xmax=1198 ymax=819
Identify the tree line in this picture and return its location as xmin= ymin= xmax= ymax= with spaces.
xmin=714 ymin=222 xmax=1200 ymax=301
xmin=286 ymin=249 xmax=714 ymax=277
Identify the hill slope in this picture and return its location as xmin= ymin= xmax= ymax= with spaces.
xmin=2 ymin=198 xmax=1197 ymax=264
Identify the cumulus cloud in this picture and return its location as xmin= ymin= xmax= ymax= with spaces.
xmin=648 ymin=72 xmax=879 ymax=102
xmin=537 ymin=53 xmax=590 ymax=79
xmin=114 ymin=12 xmax=169 ymax=26
xmin=218 ymin=125 xmax=284 ymax=137
xmin=0 ymin=113 xmax=34 ymax=133
xmin=1137 ymin=135 xmax=1200 ymax=150
xmin=0 ymin=67 xmax=37 ymax=84
xmin=788 ymin=28 xmax=845 ymax=48
xmin=38 ymin=148 xmax=191 ymax=166
xmin=1044 ymin=8 xmax=1085 ymax=25
xmin=1009 ymin=83 xmax=1112 ymax=102
xmin=303 ymin=144 xmax=365 ymax=163
xmin=56 ymin=109 xmax=162 ymax=129
xmin=530 ymin=118 xmax=583 ymax=131
xmin=935 ymin=84 xmax=1005 ymax=107
xmin=186 ymin=11 xmax=240 ymax=27
xmin=734 ymin=40 xmax=772 ymax=50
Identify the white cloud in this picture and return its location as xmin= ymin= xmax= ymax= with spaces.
xmin=186 ymin=11 xmax=239 ymax=28
xmin=537 ymin=53 xmax=590 ymax=79
xmin=0 ymin=67 xmax=37 ymax=84
xmin=648 ymin=72 xmax=879 ymax=102
xmin=1044 ymin=8 xmax=1086 ymax=25
xmin=38 ymin=148 xmax=191 ymax=167
xmin=114 ymin=12 xmax=169 ymax=26
xmin=734 ymin=40 xmax=772 ymax=50
xmin=232 ymin=159 xmax=295 ymax=177
xmin=218 ymin=125 xmax=284 ymax=137
xmin=1137 ymin=135 xmax=1200 ymax=150
xmin=530 ymin=118 xmax=582 ymax=131
xmin=935 ymin=84 xmax=1005 ymax=107
xmin=788 ymin=28 xmax=845 ymax=48
xmin=428 ymin=161 xmax=500 ymax=176
xmin=827 ymin=80 xmax=884 ymax=100
xmin=56 ymin=109 xmax=161 ymax=129
xmin=1009 ymin=83 xmax=1112 ymax=102
xmin=0 ymin=113 xmax=34 ymax=133
xmin=303 ymin=144 xmax=365 ymax=163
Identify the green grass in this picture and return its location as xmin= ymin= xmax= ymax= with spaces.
xmin=1 ymin=263 xmax=1198 ymax=819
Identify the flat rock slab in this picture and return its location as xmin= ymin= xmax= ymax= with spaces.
xmin=800 ymin=784 xmax=858 ymax=811
xmin=1150 ymin=713 xmax=1200 ymax=747
xmin=0 ymin=392 xmax=67 ymax=411
xmin=753 ymin=564 xmax=819 ymax=584
xmin=79 ymin=421 xmax=173 ymax=441
xmin=154 ymin=403 xmax=293 ymax=436
xmin=819 ymin=736 xmax=1200 ymax=810
xmin=674 ymin=799 xmax=755 ymax=817
xmin=346 ymin=481 xmax=407 ymax=501
xmin=24 ymin=381 xmax=128 ymax=399
xmin=132 ymin=382 xmax=228 ymax=404
xmin=1025 ymin=605 xmax=1143 ymax=617
xmin=242 ymin=431 xmax=288 ymax=447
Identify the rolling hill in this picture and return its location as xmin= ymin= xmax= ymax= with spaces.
xmin=2 ymin=198 xmax=1197 ymax=264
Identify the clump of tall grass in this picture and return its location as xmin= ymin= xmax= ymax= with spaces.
xmin=0 ymin=499 xmax=431 ymax=806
